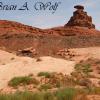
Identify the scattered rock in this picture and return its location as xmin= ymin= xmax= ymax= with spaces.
xmin=17 ymin=47 xmax=37 ymax=57
xmin=78 ymin=78 xmax=93 ymax=87
xmin=57 ymin=48 xmax=76 ymax=59
xmin=36 ymin=58 xmax=42 ymax=62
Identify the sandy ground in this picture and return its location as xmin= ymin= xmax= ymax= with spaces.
xmin=0 ymin=47 xmax=100 ymax=89
xmin=0 ymin=50 xmax=75 ymax=89
xmin=70 ymin=47 xmax=100 ymax=62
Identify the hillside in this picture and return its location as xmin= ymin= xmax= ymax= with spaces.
xmin=0 ymin=5 xmax=100 ymax=56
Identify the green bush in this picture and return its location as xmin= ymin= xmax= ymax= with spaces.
xmin=56 ymin=88 xmax=77 ymax=100
xmin=44 ymin=92 xmax=54 ymax=100
xmin=40 ymin=84 xmax=52 ymax=91
xmin=37 ymin=72 xmax=51 ymax=78
xmin=75 ymin=63 xmax=93 ymax=76
xmin=0 ymin=88 xmax=91 ymax=100
xmin=55 ymin=81 xmax=61 ymax=88
xmin=8 ymin=76 xmax=39 ymax=87
xmin=86 ymin=87 xmax=100 ymax=94
xmin=82 ymin=64 xmax=93 ymax=76
xmin=0 ymin=91 xmax=44 ymax=100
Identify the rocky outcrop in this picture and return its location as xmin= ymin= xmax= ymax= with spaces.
xmin=17 ymin=47 xmax=37 ymax=57
xmin=0 ymin=5 xmax=100 ymax=54
xmin=57 ymin=49 xmax=76 ymax=59
xmin=65 ymin=5 xmax=95 ymax=29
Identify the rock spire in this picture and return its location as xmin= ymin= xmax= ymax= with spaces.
xmin=65 ymin=5 xmax=95 ymax=29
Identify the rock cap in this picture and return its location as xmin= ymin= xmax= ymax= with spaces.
xmin=74 ymin=5 xmax=84 ymax=10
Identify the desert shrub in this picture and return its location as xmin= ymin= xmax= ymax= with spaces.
xmin=40 ymin=84 xmax=52 ymax=91
xmin=82 ymin=64 xmax=93 ymax=76
xmin=44 ymin=92 xmax=54 ymax=100
xmin=0 ymin=91 xmax=44 ymax=100
xmin=0 ymin=91 xmax=54 ymax=100
xmin=75 ymin=63 xmax=93 ymax=77
xmin=31 ymin=78 xmax=40 ymax=85
xmin=64 ymin=76 xmax=76 ymax=86
xmin=0 ymin=88 xmax=94 ymax=100
xmin=38 ymin=72 xmax=51 ymax=78
xmin=0 ymin=89 xmax=77 ymax=100
xmin=74 ymin=94 xmax=88 ymax=100
xmin=8 ymin=76 xmax=39 ymax=87
xmin=86 ymin=87 xmax=100 ymax=95
xmin=55 ymin=88 xmax=77 ymax=100
xmin=75 ymin=64 xmax=82 ymax=73
xmin=55 ymin=81 xmax=61 ymax=88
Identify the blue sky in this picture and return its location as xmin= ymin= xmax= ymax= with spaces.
xmin=0 ymin=0 xmax=100 ymax=30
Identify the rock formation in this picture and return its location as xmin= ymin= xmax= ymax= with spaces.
xmin=17 ymin=47 xmax=37 ymax=57
xmin=65 ymin=5 xmax=95 ymax=29
xmin=0 ymin=5 xmax=100 ymax=54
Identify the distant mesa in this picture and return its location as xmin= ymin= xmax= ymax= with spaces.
xmin=65 ymin=5 xmax=95 ymax=29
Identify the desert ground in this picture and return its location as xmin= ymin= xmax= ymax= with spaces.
xmin=0 ymin=50 xmax=75 ymax=89
xmin=0 ymin=47 xmax=100 ymax=91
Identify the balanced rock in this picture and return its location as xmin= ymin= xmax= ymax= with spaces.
xmin=74 ymin=5 xmax=84 ymax=10
xmin=65 ymin=5 xmax=95 ymax=29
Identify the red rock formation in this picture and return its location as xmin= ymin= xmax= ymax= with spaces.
xmin=0 ymin=20 xmax=44 ymax=36
xmin=0 ymin=5 xmax=100 ymax=54
xmin=65 ymin=5 xmax=95 ymax=29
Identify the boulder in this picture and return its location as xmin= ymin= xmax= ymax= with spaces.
xmin=17 ymin=47 xmax=37 ymax=57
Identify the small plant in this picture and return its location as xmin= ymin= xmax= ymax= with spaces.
xmin=82 ymin=64 xmax=93 ymax=76
xmin=75 ymin=64 xmax=82 ymax=73
xmin=31 ymin=78 xmax=40 ymax=85
xmin=56 ymin=88 xmax=77 ymax=100
xmin=0 ymin=91 xmax=44 ymax=100
xmin=8 ymin=76 xmax=39 ymax=87
xmin=38 ymin=72 xmax=51 ymax=78
xmin=75 ymin=63 xmax=93 ymax=76
xmin=87 ymin=87 xmax=100 ymax=94
xmin=55 ymin=81 xmax=61 ymax=88
xmin=44 ymin=92 xmax=54 ymax=100
xmin=40 ymin=84 xmax=52 ymax=91
xmin=0 ymin=88 xmax=96 ymax=100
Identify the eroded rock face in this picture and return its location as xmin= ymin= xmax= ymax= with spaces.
xmin=65 ymin=5 xmax=95 ymax=29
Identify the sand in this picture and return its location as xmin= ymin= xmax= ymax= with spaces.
xmin=0 ymin=50 xmax=75 ymax=89
xmin=0 ymin=47 xmax=100 ymax=89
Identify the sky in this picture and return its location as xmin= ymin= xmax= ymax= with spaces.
xmin=0 ymin=0 xmax=100 ymax=30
